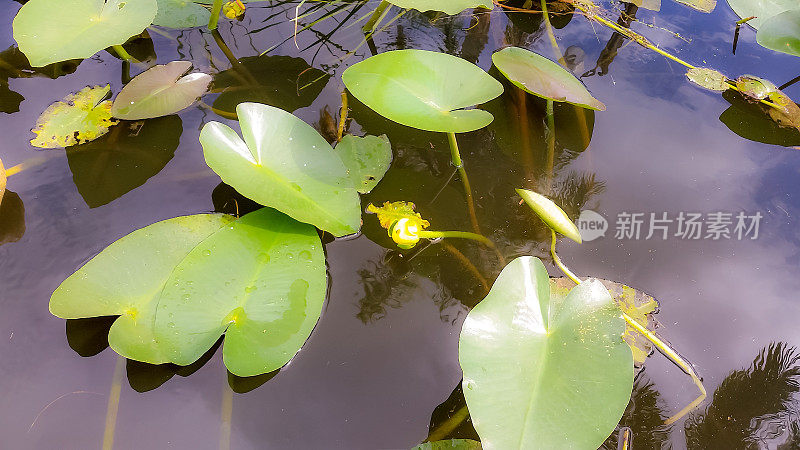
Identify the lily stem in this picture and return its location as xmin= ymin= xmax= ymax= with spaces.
xmin=363 ymin=0 xmax=392 ymax=33
xmin=101 ymin=356 xmax=125 ymax=450
xmin=111 ymin=45 xmax=135 ymax=63
xmin=545 ymin=100 xmax=555 ymax=192
xmin=447 ymin=132 xmax=481 ymax=235
xmin=219 ymin=374 xmax=233 ymax=450
xmin=209 ymin=0 xmax=224 ymax=30
xmin=337 ymin=91 xmax=348 ymax=142
xmin=419 ymin=230 xmax=491 ymax=246
xmin=550 ymin=230 xmax=580 ymax=284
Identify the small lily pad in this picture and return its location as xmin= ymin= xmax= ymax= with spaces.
xmin=675 ymin=0 xmax=716 ymax=12
xmin=31 ymin=85 xmax=118 ymax=149
xmin=336 ymin=134 xmax=392 ymax=194
xmin=387 ymin=0 xmax=492 ymax=14
xmin=111 ymin=61 xmax=211 ymax=120
xmin=492 ymin=47 xmax=605 ymax=111
xmin=686 ymin=68 xmax=730 ymax=91
xmin=13 ymin=0 xmax=158 ymax=67
xmin=726 ymin=0 xmax=795 ymax=30
xmin=200 ymin=102 xmax=361 ymax=237
xmin=342 ymin=49 xmax=504 ymax=133
xmin=459 ymin=256 xmax=633 ymax=449
xmin=153 ymin=208 xmax=327 ymax=377
xmin=412 ymin=440 xmax=482 ymax=450
xmin=50 ymin=214 xmax=236 ymax=364
xmin=757 ymin=9 xmax=800 ymax=57
xmin=154 ymin=0 xmax=210 ymax=28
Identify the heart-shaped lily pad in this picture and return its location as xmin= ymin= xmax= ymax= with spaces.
xmin=493 ymin=47 xmax=605 ymax=110
xmin=111 ymin=61 xmax=211 ymax=120
xmin=387 ymin=0 xmax=492 ymax=14
xmin=342 ymin=49 xmax=504 ymax=133
xmin=50 ymin=214 xmax=236 ymax=364
xmin=153 ymin=207 xmax=326 ymax=377
xmin=31 ymin=85 xmax=118 ymax=148
xmin=726 ymin=0 xmax=795 ymax=29
xmin=13 ymin=0 xmax=158 ymax=67
xmin=199 ymin=102 xmax=361 ymax=237
xmin=757 ymin=9 xmax=800 ymax=57
xmin=154 ymin=0 xmax=210 ymax=28
xmin=335 ymin=134 xmax=392 ymax=194
xmin=459 ymin=256 xmax=633 ymax=449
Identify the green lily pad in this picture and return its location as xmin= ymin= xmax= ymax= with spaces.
xmin=31 ymin=85 xmax=118 ymax=149
xmin=212 ymin=54 xmax=330 ymax=115
xmin=342 ymin=49 xmax=504 ymax=133
xmin=387 ymin=0 xmax=492 ymax=14
xmin=459 ymin=256 xmax=633 ymax=449
xmin=153 ymin=207 xmax=326 ymax=377
xmin=154 ymin=0 xmax=210 ymax=28
xmin=199 ymin=102 xmax=361 ymax=237
xmin=335 ymin=134 xmax=392 ymax=194
xmin=516 ymin=188 xmax=582 ymax=243
xmin=492 ymin=47 xmax=605 ymax=110
xmin=50 ymin=214 xmax=236 ymax=364
xmin=726 ymin=0 xmax=795 ymax=29
xmin=412 ymin=440 xmax=482 ymax=450
xmin=675 ymin=0 xmax=716 ymax=12
xmin=13 ymin=0 xmax=158 ymax=67
xmin=66 ymin=116 xmax=182 ymax=207
xmin=757 ymin=9 xmax=800 ymax=57
xmin=686 ymin=68 xmax=730 ymax=91
xmin=111 ymin=61 xmax=211 ymax=120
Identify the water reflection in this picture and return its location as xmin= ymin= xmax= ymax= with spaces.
xmin=685 ymin=342 xmax=800 ymax=449
xmin=0 ymin=189 xmax=24 ymax=245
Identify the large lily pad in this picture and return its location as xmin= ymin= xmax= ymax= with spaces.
xmin=111 ymin=61 xmax=211 ymax=120
xmin=342 ymin=49 xmax=504 ymax=133
xmin=459 ymin=256 xmax=633 ymax=449
xmin=31 ymin=85 xmax=118 ymax=149
xmin=492 ymin=47 xmax=605 ymax=111
xmin=154 ymin=0 xmax=210 ymax=28
xmin=212 ymin=54 xmax=330 ymax=115
xmin=387 ymin=0 xmax=492 ymax=14
xmin=153 ymin=208 xmax=326 ymax=377
xmin=13 ymin=0 xmax=158 ymax=67
xmin=66 ymin=116 xmax=182 ymax=207
xmin=50 ymin=214 xmax=236 ymax=364
xmin=757 ymin=9 xmax=800 ymax=57
xmin=335 ymin=134 xmax=392 ymax=194
xmin=200 ymin=103 xmax=361 ymax=237
xmin=726 ymin=0 xmax=795 ymax=29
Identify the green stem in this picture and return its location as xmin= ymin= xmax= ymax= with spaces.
xmin=101 ymin=356 xmax=125 ymax=450
xmin=447 ymin=132 xmax=463 ymax=168
xmin=447 ymin=132 xmax=481 ymax=235
xmin=418 ymin=230 xmax=491 ymax=246
xmin=545 ymin=99 xmax=555 ymax=193
xmin=112 ymin=45 xmax=135 ymax=63
xmin=209 ymin=0 xmax=224 ymax=30
xmin=219 ymin=374 xmax=233 ymax=450
xmin=362 ymin=0 xmax=391 ymax=33
xmin=551 ymin=230 xmax=580 ymax=284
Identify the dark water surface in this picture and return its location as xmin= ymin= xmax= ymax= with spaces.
xmin=2 ymin=1 xmax=800 ymax=449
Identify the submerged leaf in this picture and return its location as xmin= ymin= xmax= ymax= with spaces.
xmin=757 ymin=9 xmax=800 ymax=57
xmin=111 ymin=61 xmax=211 ymax=120
xmin=31 ymin=85 xmax=118 ymax=149
xmin=13 ymin=0 xmax=158 ymax=67
xmin=50 ymin=214 xmax=236 ymax=364
xmin=492 ymin=47 xmax=605 ymax=110
xmin=551 ymin=277 xmax=659 ymax=367
xmin=387 ymin=0 xmax=492 ymax=14
xmin=412 ymin=440 xmax=482 ymax=450
xmin=200 ymin=102 xmax=361 ymax=237
xmin=342 ymin=49 xmax=504 ymax=133
xmin=154 ymin=0 xmax=210 ymax=28
xmin=675 ymin=0 xmax=716 ymax=12
xmin=686 ymin=68 xmax=730 ymax=91
xmin=516 ymin=188 xmax=582 ymax=243
xmin=459 ymin=256 xmax=633 ymax=449
xmin=153 ymin=208 xmax=327 ymax=377
xmin=335 ymin=134 xmax=392 ymax=194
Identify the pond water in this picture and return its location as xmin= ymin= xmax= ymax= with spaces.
xmin=2 ymin=1 xmax=800 ymax=449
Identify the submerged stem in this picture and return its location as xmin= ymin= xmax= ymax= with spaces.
xmin=545 ymin=100 xmax=555 ymax=192
xmin=337 ymin=91 xmax=348 ymax=142
xmin=219 ymin=375 xmax=233 ymax=450
xmin=622 ymin=313 xmax=707 ymax=425
xmin=425 ymin=404 xmax=470 ymax=443
xmin=101 ymin=356 xmax=125 ymax=450
xmin=419 ymin=230 xmax=491 ymax=246
xmin=111 ymin=45 xmax=135 ymax=63
xmin=209 ymin=0 xmax=224 ymax=30
xmin=447 ymin=132 xmax=482 ymax=236
xmin=362 ymin=0 xmax=392 ymax=33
